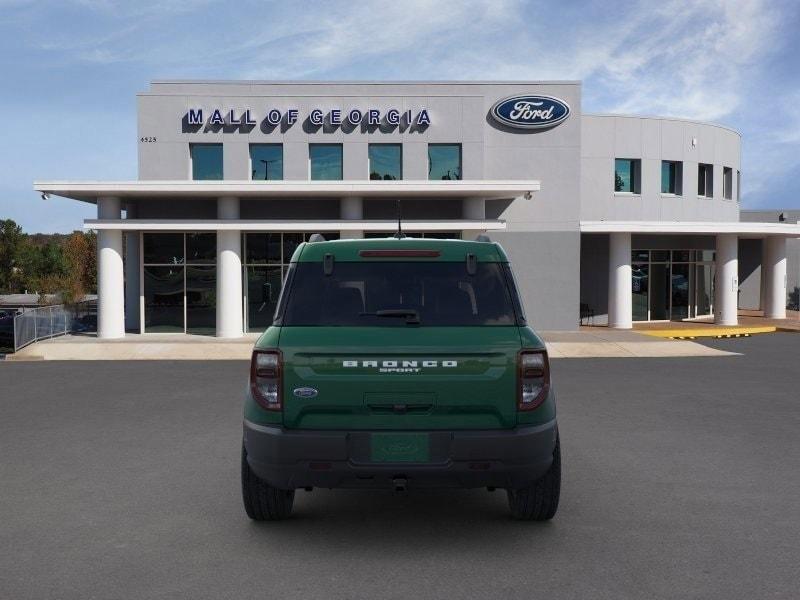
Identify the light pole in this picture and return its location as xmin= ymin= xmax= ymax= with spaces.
xmin=260 ymin=159 xmax=279 ymax=180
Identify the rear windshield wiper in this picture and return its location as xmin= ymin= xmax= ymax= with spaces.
xmin=360 ymin=309 xmax=421 ymax=325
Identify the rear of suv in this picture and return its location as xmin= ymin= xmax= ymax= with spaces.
xmin=241 ymin=237 xmax=560 ymax=520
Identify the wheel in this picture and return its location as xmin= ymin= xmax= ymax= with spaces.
xmin=241 ymin=443 xmax=295 ymax=521
xmin=507 ymin=435 xmax=561 ymax=521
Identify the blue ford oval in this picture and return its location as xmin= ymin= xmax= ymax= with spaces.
xmin=490 ymin=95 xmax=571 ymax=130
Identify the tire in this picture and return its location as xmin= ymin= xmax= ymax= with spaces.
xmin=507 ymin=435 xmax=561 ymax=521
xmin=241 ymin=443 xmax=295 ymax=521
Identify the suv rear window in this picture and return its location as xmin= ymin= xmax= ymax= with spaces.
xmin=279 ymin=261 xmax=520 ymax=326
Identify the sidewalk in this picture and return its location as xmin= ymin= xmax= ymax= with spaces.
xmin=542 ymin=328 xmax=735 ymax=358
xmin=11 ymin=333 xmax=259 ymax=361
xmin=9 ymin=329 xmax=736 ymax=360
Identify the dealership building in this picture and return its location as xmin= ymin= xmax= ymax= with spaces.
xmin=34 ymin=80 xmax=800 ymax=337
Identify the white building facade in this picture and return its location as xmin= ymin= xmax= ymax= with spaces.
xmin=34 ymin=81 xmax=800 ymax=338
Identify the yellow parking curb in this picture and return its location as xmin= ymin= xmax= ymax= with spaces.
xmin=640 ymin=326 xmax=776 ymax=340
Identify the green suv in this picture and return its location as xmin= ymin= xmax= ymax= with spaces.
xmin=241 ymin=236 xmax=560 ymax=520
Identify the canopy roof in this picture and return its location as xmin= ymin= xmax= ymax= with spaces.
xmin=34 ymin=180 xmax=541 ymax=203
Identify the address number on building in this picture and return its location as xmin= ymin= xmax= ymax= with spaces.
xmin=140 ymin=136 xmax=157 ymax=143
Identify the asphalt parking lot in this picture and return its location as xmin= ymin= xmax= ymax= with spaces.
xmin=1 ymin=333 xmax=799 ymax=599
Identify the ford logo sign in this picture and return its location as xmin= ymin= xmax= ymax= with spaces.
xmin=293 ymin=387 xmax=319 ymax=398
xmin=490 ymin=95 xmax=571 ymax=130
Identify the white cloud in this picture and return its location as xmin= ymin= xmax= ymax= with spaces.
xmin=234 ymin=0 xmax=521 ymax=79
xmin=595 ymin=0 xmax=780 ymax=121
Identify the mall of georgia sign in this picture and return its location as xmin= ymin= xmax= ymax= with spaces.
xmin=490 ymin=95 xmax=571 ymax=130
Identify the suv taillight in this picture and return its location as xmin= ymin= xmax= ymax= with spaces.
xmin=518 ymin=349 xmax=550 ymax=411
xmin=250 ymin=349 xmax=282 ymax=411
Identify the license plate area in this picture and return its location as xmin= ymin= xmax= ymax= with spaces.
xmin=369 ymin=432 xmax=430 ymax=463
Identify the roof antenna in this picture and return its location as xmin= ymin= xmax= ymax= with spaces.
xmin=394 ymin=198 xmax=405 ymax=239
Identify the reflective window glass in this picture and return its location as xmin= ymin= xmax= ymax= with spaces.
xmin=246 ymin=266 xmax=282 ymax=332
xmin=632 ymin=263 xmax=649 ymax=321
xmin=723 ymin=167 xmax=733 ymax=200
xmin=191 ymin=144 xmax=223 ymax=180
xmin=695 ymin=264 xmax=714 ymax=316
xmin=672 ymin=250 xmax=693 ymax=262
xmin=310 ymin=144 xmax=343 ymax=180
xmin=186 ymin=233 xmax=216 ymax=264
xmin=246 ymin=233 xmax=281 ymax=264
xmin=283 ymin=234 xmax=303 ymax=261
xmin=651 ymin=250 xmax=670 ymax=262
xmin=369 ymin=144 xmax=402 ymax=180
xmin=250 ymin=144 xmax=283 ymax=180
xmin=144 ymin=266 xmax=184 ymax=332
xmin=428 ymin=144 xmax=461 ymax=180
xmin=661 ymin=161 xmax=682 ymax=194
xmin=671 ymin=263 xmax=690 ymax=320
xmin=615 ymin=158 xmax=639 ymax=193
xmin=649 ymin=263 xmax=670 ymax=320
xmin=143 ymin=233 xmax=184 ymax=265
xmin=698 ymin=163 xmax=713 ymax=197
xmin=632 ymin=250 xmax=649 ymax=262
xmin=186 ymin=266 xmax=216 ymax=334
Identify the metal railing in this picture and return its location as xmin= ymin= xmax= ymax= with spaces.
xmin=7 ymin=301 xmax=97 ymax=353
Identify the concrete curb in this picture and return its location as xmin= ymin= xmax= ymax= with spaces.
xmin=639 ymin=326 xmax=776 ymax=339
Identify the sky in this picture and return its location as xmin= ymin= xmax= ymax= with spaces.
xmin=1 ymin=0 xmax=799 ymax=233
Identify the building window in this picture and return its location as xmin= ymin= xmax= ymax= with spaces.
xmin=242 ymin=232 xmax=340 ymax=332
xmin=698 ymin=163 xmax=713 ymax=198
xmin=723 ymin=166 xmax=733 ymax=200
xmin=428 ymin=144 xmax=461 ymax=180
xmin=661 ymin=161 xmax=682 ymax=195
xmin=614 ymin=158 xmax=640 ymax=193
xmin=368 ymin=144 xmax=402 ymax=180
xmin=250 ymin=144 xmax=283 ymax=180
xmin=142 ymin=233 xmax=217 ymax=334
xmin=309 ymin=144 xmax=343 ymax=180
xmin=190 ymin=144 xmax=223 ymax=180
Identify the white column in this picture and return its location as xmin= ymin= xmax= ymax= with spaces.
xmin=216 ymin=197 xmax=243 ymax=338
xmin=764 ymin=236 xmax=787 ymax=319
xmin=462 ymin=197 xmax=486 ymax=240
xmin=124 ymin=203 xmax=140 ymax=332
xmin=97 ymin=197 xmax=125 ymax=339
xmin=608 ymin=232 xmax=632 ymax=329
xmin=714 ymin=233 xmax=739 ymax=326
xmin=339 ymin=196 xmax=363 ymax=239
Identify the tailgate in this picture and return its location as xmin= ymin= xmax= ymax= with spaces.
xmin=279 ymin=326 xmax=521 ymax=430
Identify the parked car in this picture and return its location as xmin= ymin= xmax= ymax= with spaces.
xmin=241 ymin=236 xmax=560 ymax=521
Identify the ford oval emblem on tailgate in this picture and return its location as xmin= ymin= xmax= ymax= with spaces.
xmin=293 ymin=387 xmax=318 ymax=398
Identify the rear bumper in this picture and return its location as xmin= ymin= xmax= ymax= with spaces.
xmin=243 ymin=419 xmax=558 ymax=490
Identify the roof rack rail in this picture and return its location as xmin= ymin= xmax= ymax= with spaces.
xmin=307 ymin=233 xmax=326 ymax=243
xmin=474 ymin=234 xmax=492 ymax=243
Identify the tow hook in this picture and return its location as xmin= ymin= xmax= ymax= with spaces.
xmin=392 ymin=477 xmax=408 ymax=492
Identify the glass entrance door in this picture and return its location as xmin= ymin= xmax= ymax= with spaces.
xmin=695 ymin=263 xmax=714 ymax=317
xmin=650 ymin=263 xmax=670 ymax=320
xmin=670 ymin=263 xmax=691 ymax=320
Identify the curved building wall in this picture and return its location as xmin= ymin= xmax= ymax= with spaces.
xmin=580 ymin=114 xmax=741 ymax=223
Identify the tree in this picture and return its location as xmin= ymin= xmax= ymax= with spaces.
xmin=614 ymin=170 xmax=624 ymax=192
xmin=61 ymin=230 xmax=97 ymax=303
xmin=0 ymin=219 xmax=25 ymax=293
xmin=0 ymin=221 xmax=97 ymax=302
